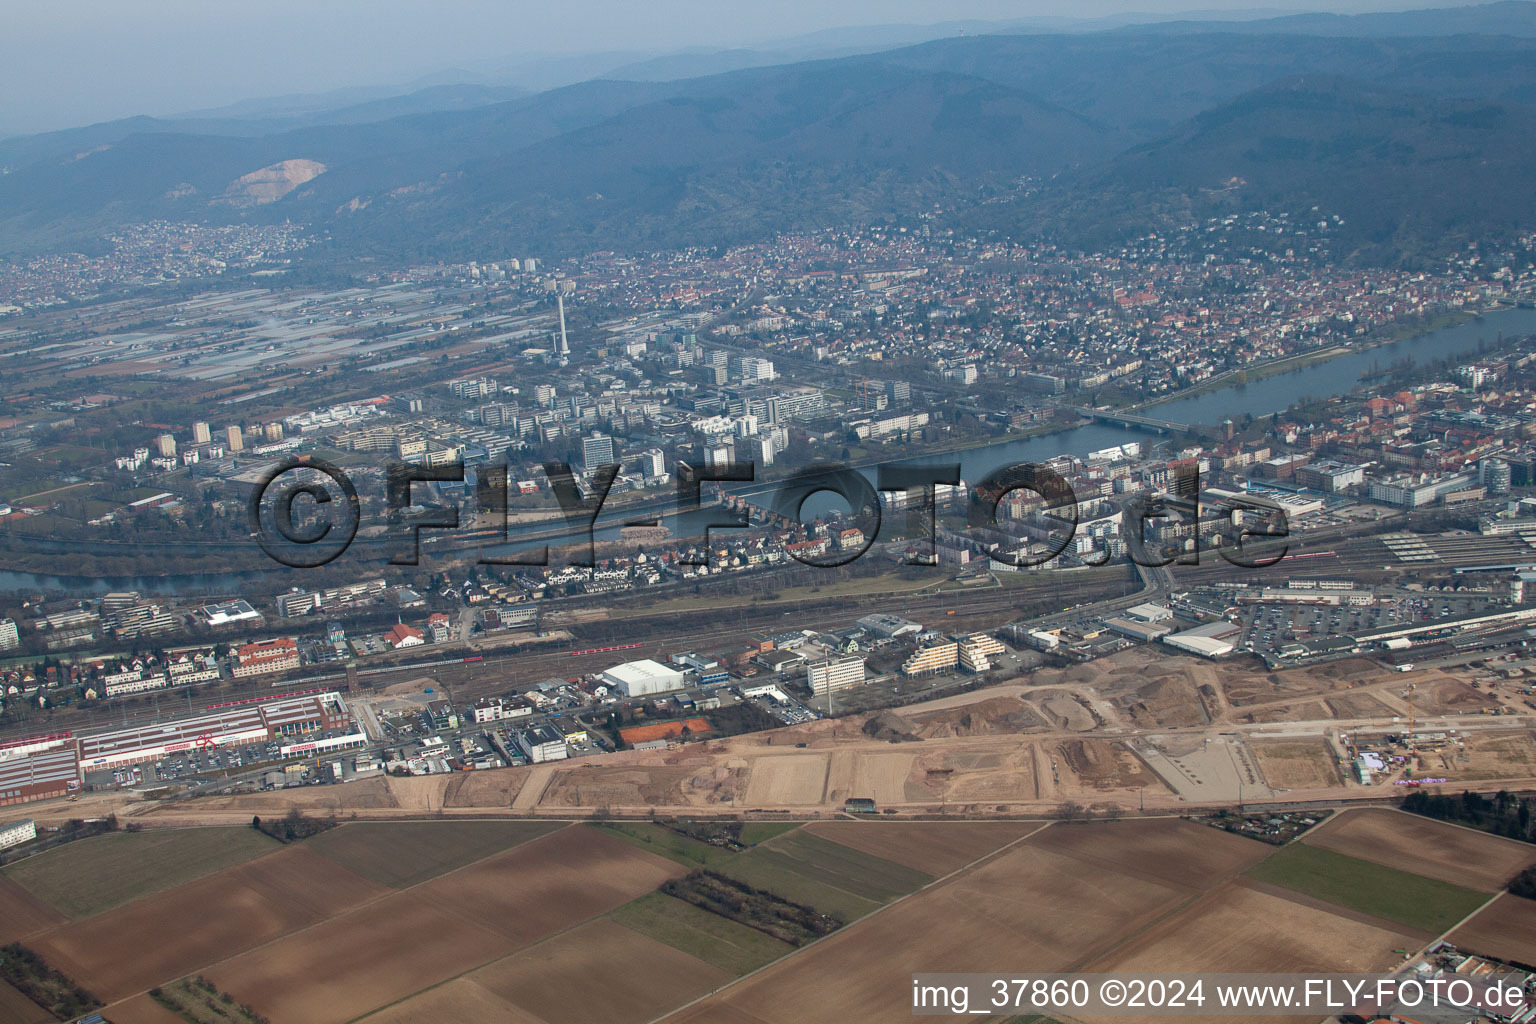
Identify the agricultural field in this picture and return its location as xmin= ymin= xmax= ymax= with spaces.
xmin=1245 ymin=843 xmax=1487 ymax=933
xmin=205 ymin=890 xmax=512 ymax=1024
xmin=459 ymin=919 xmax=730 ymax=1024
xmin=142 ymin=976 xmax=266 ymax=1024
xmin=593 ymin=822 xmax=932 ymax=922
xmin=1448 ymin=892 xmax=1536 ymax=966
xmin=748 ymin=829 xmax=932 ymax=905
xmin=804 ymin=820 xmax=1042 ymax=875
xmin=0 ymin=980 xmax=53 ymax=1024
xmin=0 ymin=827 xmax=278 ymax=919
xmin=301 ymin=818 xmax=564 ymax=887
xmin=204 ymin=826 xmax=683 ymax=1024
xmin=738 ymin=822 xmax=802 ymax=846
xmin=0 ymin=879 xmax=64 ymax=945
xmin=1079 ymin=884 xmax=1417 ymax=1024
xmin=668 ymin=821 xmax=1249 ymax=1024
xmin=348 ymin=979 xmax=545 ymax=1024
xmin=0 ymin=811 xmax=1519 ymax=1024
xmin=106 ymin=993 xmax=195 ymax=1024
xmin=1302 ymin=807 xmax=1536 ymax=891
xmin=1023 ymin=818 xmax=1271 ymax=890
xmin=29 ymin=846 xmax=389 ymax=1002
xmin=609 ymin=891 xmax=796 ymax=975
xmin=1090 ymin=883 xmax=1417 ymax=974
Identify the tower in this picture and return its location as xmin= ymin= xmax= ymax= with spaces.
xmin=557 ymin=292 xmax=570 ymax=368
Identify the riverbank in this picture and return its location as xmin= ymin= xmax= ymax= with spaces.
xmin=1137 ymin=305 xmax=1490 ymax=414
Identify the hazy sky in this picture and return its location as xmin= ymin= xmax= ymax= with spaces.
xmin=4 ymin=0 xmax=1475 ymax=136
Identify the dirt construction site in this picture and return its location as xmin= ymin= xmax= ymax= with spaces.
xmin=22 ymin=647 xmax=1536 ymax=830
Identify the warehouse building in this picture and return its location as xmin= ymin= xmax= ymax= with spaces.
xmin=856 ymin=613 xmax=923 ymax=638
xmin=1161 ymin=621 xmax=1241 ymax=658
xmin=78 ymin=691 xmax=352 ymax=770
xmin=600 ymin=659 xmax=685 ymax=697
xmin=1104 ymin=617 xmax=1172 ymax=642
xmin=0 ymin=746 xmax=79 ymax=806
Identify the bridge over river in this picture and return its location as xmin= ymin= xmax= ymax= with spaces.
xmin=1063 ymin=406 xmax=1190 ymax=434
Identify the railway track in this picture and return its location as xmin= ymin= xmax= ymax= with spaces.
xmin=1 ymin=568 xmax=1135 ymax=741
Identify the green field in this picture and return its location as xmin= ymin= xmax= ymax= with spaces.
xmin=610 ymin=891 xmax=797 ymax=975
xmin=1 ymin=828 xmax=278 ymax=919
xmin=750 ymin=829 xmax=932 ymax=904
xmin=739 ymin=822 xmax=802 ymax=846
xmin=593 ymin=822 xmax=739 ymax=869
xmin=1246 ymin=844 xmax=1488 ymax=933
xmin=591 ymin=823 xmax=931 ymax=922
xmin=302 ymin=819 xmax=566 ymax=888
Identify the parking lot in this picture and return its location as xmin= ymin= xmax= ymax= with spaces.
xmin=1241 ymin=591 xmax=1494 ymax=657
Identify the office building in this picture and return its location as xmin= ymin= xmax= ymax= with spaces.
xmin=806 ymin=656 xmax=865 ymax=698
xmin=582 ymin=432 xmax=616 ymax=470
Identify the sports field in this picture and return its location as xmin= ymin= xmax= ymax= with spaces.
xmin=1245 ymin=843 xmax=1488 ymax=933
xmin=1 ymin=827 xmax=278 ymax=919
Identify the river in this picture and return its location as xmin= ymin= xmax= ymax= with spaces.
xmin=5 ymin=306 xmax=1533 ymax=594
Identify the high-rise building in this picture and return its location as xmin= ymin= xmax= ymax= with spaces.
xmin=704 ymin=444 xmax=735 ymax=469
xmin=1481 ymin=458 xmax=1512 ymax=495
xmin=225 ymin=425 xmax=244 ymax=452
xmin=750 ymin=435 xmax=776 ymax=467
xmin=192 ymin=422 xmax=211 ymax=445
xmin=582 ymin=433 xmax=615 ymax=470
xmin=263 ymin=422 xmax=284 ymax=442
xmin=155 ymin=434 xmax=177 ymax=458
xmin=637 ymin=448 xmax=666 ymax=478
xmin=0 ymin=618 xmax=19 ymax=652
xmin=737 ymin=356 xmax=776 ymax=382
xmin=450 ymin=377 xmax=498 ymax=400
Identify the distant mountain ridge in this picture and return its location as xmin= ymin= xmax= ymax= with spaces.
xmin=4 ymin=3 xmax=1536 ymax=264
xmin=990 ymin=75 xmax=1536 ymax=262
